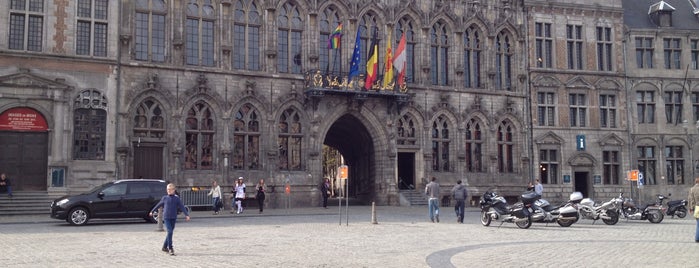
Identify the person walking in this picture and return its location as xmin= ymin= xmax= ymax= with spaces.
xmin=451 ymin=180 xmax=468 ymax=223
xmin=207 ymin=180 xmax=222 ymax=215
xmin=149 ymin=183 xmax=190 ymax=256
xmin=232 ymin=177 xmax=246 ymax=214
xmin=255 ymin=179 xmax=267 ymax=213
xmin=534 ymin=179 xmax=544 ymax=197
xmin=688 ymin=177 xmax=699 ymax=243
xmin=425 ymin=177 xmax=440 ymax=223
xmin=0 ymin=173 xmax=12 ymax=198
xmin=320 ymin=178 xmax=331 ymax=209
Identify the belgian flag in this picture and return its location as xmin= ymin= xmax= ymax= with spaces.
xmin=364 ymin=28 xmax=379 ymax=90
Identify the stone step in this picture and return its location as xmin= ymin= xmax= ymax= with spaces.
xmin=0 ymin=191 xmax=53 ymax=216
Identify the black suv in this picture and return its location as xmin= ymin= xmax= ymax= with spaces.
xmin=50 ymin=179 xmax=168 ymax=225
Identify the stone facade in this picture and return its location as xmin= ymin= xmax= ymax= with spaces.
xmin=2 ymin=0 xmax=694 ymax=207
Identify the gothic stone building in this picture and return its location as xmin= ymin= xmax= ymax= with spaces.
xmin=5 ymin=0 xmax=690 ymax=207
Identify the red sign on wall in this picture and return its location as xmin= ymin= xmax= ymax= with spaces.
xmin=0 ymin=107 xmax=48 ymax=131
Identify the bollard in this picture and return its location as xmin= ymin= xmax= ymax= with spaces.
xmin=371 ymin=202 xmax=378 ymax=224
xmin=156 ymin=207 xmax=164 ymax=232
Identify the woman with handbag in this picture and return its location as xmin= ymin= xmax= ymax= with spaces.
xmin=689 ymin=177 xmax=699 ymax=243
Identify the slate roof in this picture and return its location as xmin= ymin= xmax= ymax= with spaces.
xmin=622 ymin=0 xmax=699 ymax=29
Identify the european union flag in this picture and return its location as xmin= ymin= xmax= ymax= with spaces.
xmin=348 ymin=27 xmax=362 ymax=82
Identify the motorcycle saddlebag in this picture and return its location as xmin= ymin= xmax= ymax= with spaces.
xmin=521 ymin=192 xmax=539 ymax=204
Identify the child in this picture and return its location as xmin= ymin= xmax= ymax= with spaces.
xmin=149 ymin=183 xmax=190 ymax=255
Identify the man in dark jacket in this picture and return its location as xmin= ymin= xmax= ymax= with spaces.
xmin=451 ymin=180 xmax=468 ymax=223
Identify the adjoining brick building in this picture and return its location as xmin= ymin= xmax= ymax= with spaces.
xmin=1 ymin=0 xmax=695 ymax=207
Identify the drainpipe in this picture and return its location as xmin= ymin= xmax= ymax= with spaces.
xmin=114 ymin=1 xmax=123 ymax=180
xmin=622 ymin=32 xmax=636 ymax=200
xmin=522 ymin=3 xmax=535 ymax=184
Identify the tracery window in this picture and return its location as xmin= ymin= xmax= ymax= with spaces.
xmin=497 ymin=121 xmax=514 ymax=173
xmin=396 ymin=113 xmax=417 ymax=146
xmin=278 ymin=108 xmax=302 ymax=170
xmin=232 ymin=0 xmax=261 ymax=70
xmin=233 ymin=103 xmax=260 ymax=170
xmin=430 ymin=21 xmax=449 ymax=86
xmin=73 ymin=89 xmax=107 ymax=160
xmin=495 ymin=32 xmax=513 ymax=90
xmin=395 ymin=17 xmax=416 ymax=83
xmin=431 ymin=115 xmax=451 ymax=171
xmin=185 ymin=0 xmax=215 ymax=66
xmin=358 ymin=13 xmax=380 ymax=76
xmin=465 ymin=118 xmax=483 ymax=172
xmin=133 ymin=99 xmax=165 ymax=138
xmin=319 ymin=6 xmax=341 ymax=75
xmin=277 ymin=2 xmax=303 ymax=74
xmin=463 ymin=25 xmax=482 ymax=88
xmin=185 ymin=101 xmax=214 ymax=169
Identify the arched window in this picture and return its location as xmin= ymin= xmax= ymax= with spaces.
xmin=135 ymin=0 xmax=167 ymax=62
xmin=397 ymin=113 xmax=417 ymax=146
xmin=233 ymin=103 xmax=260 ymax=170
xmin=232 ymin=0 xmax=260 ymax=70
xmin=495 ymin=31 xmax=513 ymax=90
xmin=464 ymin=25 xmax=482 ymax=88
xmin=278 ymin=108 xmax=302 ymax=170
xmin=185 ymin=101 xmax=214 ymax=169
xmin=185 ymin=0 xmax=215 ymax=66
xmin=430 ymin=21 xmax=449 ymax=86
xmin=431 ymin=114 xmax=451 ymax=171
xmin=277 ymin=2 xmax=303 ymax=74
xmin=497 ymin=121 xmax=515 ymax=173
xmin=465 ymin=118 xmax=483 ymax=172
xmin=73 ymin=89 xmax=107 ymax=160
xmin=396 ymin=17 xmax=416 ymax=83
xmin=359 ymin=13 xmax=379 ymax=75
xmin=133 ymin=99 xmax=165 ymax=138
xmin=319 ymin=6 xmax=341 ymax=75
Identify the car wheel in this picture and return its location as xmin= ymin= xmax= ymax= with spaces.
xmin=68 ymin=207 xmax=90 ymax=226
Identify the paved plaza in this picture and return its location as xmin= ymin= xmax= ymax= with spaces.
xmin=0 ymin=205 xmax=697 ymax=268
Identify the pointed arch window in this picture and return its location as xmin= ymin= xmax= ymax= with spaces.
xmin=465 ymin=118 xmax=483 ymax=172
xmin=232 ymin=0 xmax=260 ymax=70
xmin=495 ymin=32 xmax=513 ymax=91
xmin=319 ymin=6 xmax=341 ymax=75
xmin=185 ymin=0 xmax=215 ymax=66
xmin=133 ymin=99 xmax=165 ymax=138
xmin=396 ymin=17 xmax=416 ymax=83
xmin=430 ymin=21 xmax=449 ymax=86
xmin=497 ymin=121 xmax=514 ymax=173
xmin=233 ymin=103 xmax=260 ymax=170
xmin=277 ymin=2 xmax=303 ymax=74
xmin=431 ymin=115 xmax=451 ymax=171
xmin=397 ymin=113 xmax=417 ymax=146
xmin=464 ymin=25 xmax=482 ymax=88
xmin=73 ymin=89 xmax=107 ymax=160
xmin=185 ymin=101 xmax=214 ymax=170
xmin=135 ymin=0 xmax=167 ymax=62
xmin=359 ymin=14 xmax=379 ymax=75
xmin=278 ymin=108 xmax=302 ymax=170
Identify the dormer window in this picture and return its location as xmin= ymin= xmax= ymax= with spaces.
xmin=648 ymin=1 xmax=675 ymax=27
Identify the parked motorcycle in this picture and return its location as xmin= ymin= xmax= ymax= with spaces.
xmin=531 ymin=193 xmax=579 ymax=227
xmin=480 ymin=190 xmax=537 ymax=229
xmin=574 ymin=192 xmax=620 ymax=225
xmin=614 ymin=192 xmax=664 ymax=223
xmin=656 ymin=193 xmax=688 ymax=218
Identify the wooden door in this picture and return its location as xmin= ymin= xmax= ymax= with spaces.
xmin=133 ymin=145 xmax=164 ymax=179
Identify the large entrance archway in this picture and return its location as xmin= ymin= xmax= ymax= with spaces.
xmin=323 ymin=114 xmax=374 ymax=204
